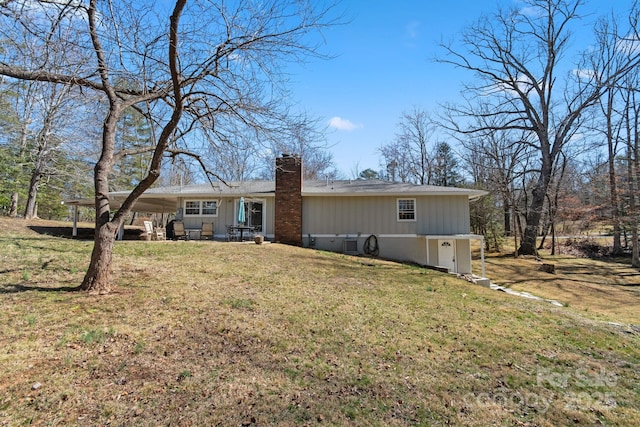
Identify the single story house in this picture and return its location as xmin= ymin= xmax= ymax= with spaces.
xmin=65 ymin=155 xmax=488 ymax=276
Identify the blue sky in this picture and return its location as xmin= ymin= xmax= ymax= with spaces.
xmin=287 ymin=0 xmax=634 ymax=177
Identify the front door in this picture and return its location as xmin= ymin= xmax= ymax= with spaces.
xmin=438 ymin=240 xmax=456 ymax=272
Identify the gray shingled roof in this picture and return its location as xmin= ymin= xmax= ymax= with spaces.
xmin=302 ymin=180 xmax=487 ymax=199
xmin=113 ymin=180 xmax=275 ymax=197
xmin=64 ymin=179 xmax=487 ymax=212
xmin=124 ymin=179 xmax=486 ymax=198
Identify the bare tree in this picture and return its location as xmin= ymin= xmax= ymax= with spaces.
xmin=439 ymin=0 xmax=640 ymax=255
xmin=598 ymin=77 xmax=625 ymax=254
xmin=1 ymin=74 xmax=96 ymax=219
xmin=203 ymin=123 xmax=260 ymax=182
xmin=380 ymin=107 xmax=434 ymax=184
xmin=587 ymin=13 xmax=625 ymax=254
xmin=619 ymin=72 xmax=640 ymax=267
xmin=0 ymin=0 xmax=338 ymax=293
xmin=457 ymin=104 xmax=535 ymax=242
xmin=379 ymin=142 xmax=412 ymax=182
xmin=0 ymin=80 xmax=30 ymax=216
xmin=21 ymin=82 xmax=89 ymax=218
xmin=261 ymin=114 xmax=338 ymax=180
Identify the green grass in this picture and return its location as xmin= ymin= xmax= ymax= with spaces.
xmin=0 ymin=218 xmax=639 ymax=426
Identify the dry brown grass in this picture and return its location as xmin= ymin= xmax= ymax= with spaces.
xmin=1 ymin=218 xmax=639 ymax=426
xmin=477 ymin=242 xmax=640 ymax=325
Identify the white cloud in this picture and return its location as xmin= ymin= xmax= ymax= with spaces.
xmin=483 ymin=74 xmax=537 ymax=97
xmin=520 ymin=6 xmax=542 ymax=18
xmin=573 ymin=68 xmax=595 ymax=80
xmin=328 ymin=116 xmax=362 ymax=131
xmin=405 ymin=20 xmax=420 ymax=39
xmin=617 ymin=36 xmax=640 ymax=55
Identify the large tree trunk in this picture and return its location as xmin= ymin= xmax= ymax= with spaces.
xmin=79 ymin=221 xmax=118 ymax=293
xmin=78 ymin=122 xmax=121 ymax=292
xmin=632 ymin=89 xmax=639 ymax=268
xmin=519 ymin=129 xmax=559 ymax=256
xmin=629 ymin=157 xmax=639 ymax=267
xmin=78 ymin=103 xmax=121 ymax=292
xmin=632 ymin=228 xmax=639 ymax=268
xmin=519 ymin=160 xmax=553 ymax=255
xmin=77 ymin=1 xmax=122 ymax=293
xmin=79 ymin=168 xmax=119 ymax=292
xmin=519 ymin=194 xmax=544 ymax=255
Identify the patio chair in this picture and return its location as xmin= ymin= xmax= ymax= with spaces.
xmin=155 ymin=226 xmax=166 ymax=240
xmin=244 ymin=226 xmax=256 ymax=242
xmin=201 ymin=222 xmax=214 ymax=240
xmin=226 ymin=225 xmax=239 ymax=242
xmin=143 ymin=221 xmax=153 ymax=240
xmin=173 ymin=221 xmax=189 ymax=240
xmin=143 ymin=221 xmax=165 ymax=241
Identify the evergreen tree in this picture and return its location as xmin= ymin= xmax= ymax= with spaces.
xmin=432 ymin=142 xmax=462 ymax=187
xmin=0 ymin=84 xmax=28 ymax=216
xmin=358 ymin=168 xmax=380 ymax=180
xmin=110 ymin=106 xmax=154 ymax=190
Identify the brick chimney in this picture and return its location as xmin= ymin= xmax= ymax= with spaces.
xmin=275 ymin=154 xmax=303 ymax=246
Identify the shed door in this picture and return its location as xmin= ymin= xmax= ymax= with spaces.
xmin=438 ymin=240 xmax=456 ymax=272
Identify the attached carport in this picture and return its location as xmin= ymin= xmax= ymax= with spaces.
xmin=63 ymin=191 xmax=179 ymax=238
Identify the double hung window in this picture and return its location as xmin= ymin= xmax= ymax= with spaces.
xmin=397 ymin=198 xmax=416 ymax=221
xmin=184 ymin=200 xmax=218 ymax=216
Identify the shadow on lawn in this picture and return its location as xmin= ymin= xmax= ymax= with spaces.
xmin=28 ymin=225 xmax=142 ymax=240
xmin=487 ymin=252 xmax=640 ymax=290
xmin=1 ymin=283 xmax=82 ymax=294
xmin=560 ymin=264 xmax=640 ymax=284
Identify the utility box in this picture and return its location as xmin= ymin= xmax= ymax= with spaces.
xmin=343 ymin=239 xmax=358 ymax=254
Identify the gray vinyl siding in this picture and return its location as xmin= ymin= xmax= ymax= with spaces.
xmin=302 ymin=195 xmax=470 ymax=235
xmin=427 ymin=239 xmax=439 ymax=265
xmin=455 ymin=239 xmax=472 ymax=274
xmin=176 ymin=196 xmax=274 ymax=237
xmin=264 ymin=197 xmax=275 ymax=236
xmin=422 ymin=195 xmax=471 ymax=234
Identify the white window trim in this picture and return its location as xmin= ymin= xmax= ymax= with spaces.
xmin=201 ymin=200 xmax=218 ymax=216
xmin=184 ymin=199 xmax=218 ymax=217
xmin=397 ymin=198 xmax=416 ymax=222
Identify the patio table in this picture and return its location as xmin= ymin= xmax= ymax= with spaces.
xmin=232 ymin=225 xmax=254 ymax=241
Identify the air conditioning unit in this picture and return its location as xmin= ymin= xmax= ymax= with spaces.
xmin=343 ymin=239 xmax=358 ymax=254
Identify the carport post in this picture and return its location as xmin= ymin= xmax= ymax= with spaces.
xmin=72 ymin=204 xmax=78 ymax=237
xmin=481 ymin=236 xmax=485 ymax=277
